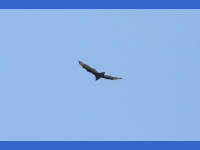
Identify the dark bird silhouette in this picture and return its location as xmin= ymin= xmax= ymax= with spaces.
xmin=78 ymin=61 xmax=122 ymax=81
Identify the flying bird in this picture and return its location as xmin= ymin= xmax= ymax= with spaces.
xmin=78 ymin=60 xmax=122 ymax=81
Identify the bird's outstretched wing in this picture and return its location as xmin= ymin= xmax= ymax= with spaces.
xmin=103 ymin=75 xmax=122 ymax=80
xmin=78 ymin=61 xmax=99 ymax=74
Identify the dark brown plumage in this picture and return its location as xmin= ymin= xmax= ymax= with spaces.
xmin=78 ymin=60 xmax=122 ymax=81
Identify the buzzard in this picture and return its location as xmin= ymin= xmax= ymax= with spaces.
xmin=79 ymin=61 xmax=122 ymax=81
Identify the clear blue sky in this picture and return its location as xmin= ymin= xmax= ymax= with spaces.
xmin=0 ymin=10 xmax=200 ymax=140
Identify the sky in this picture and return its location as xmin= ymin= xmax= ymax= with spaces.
xmin=0 ymin=10 xmax=200 ymax=141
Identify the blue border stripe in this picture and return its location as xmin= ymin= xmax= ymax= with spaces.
xmin=0 ymin=0 xmax=200 ymax=9
xmin=0 ymin=142 xmax=200 ymax=150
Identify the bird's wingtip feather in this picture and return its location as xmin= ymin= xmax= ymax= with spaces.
xmin=78 ymin=60 xmax=83 ymax=65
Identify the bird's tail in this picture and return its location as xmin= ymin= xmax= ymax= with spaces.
xmin=95 ymin=76 xmax=101 ymax=80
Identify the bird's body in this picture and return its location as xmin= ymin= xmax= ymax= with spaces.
xmin=78 ymin=61 xmax=122 ymax=81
